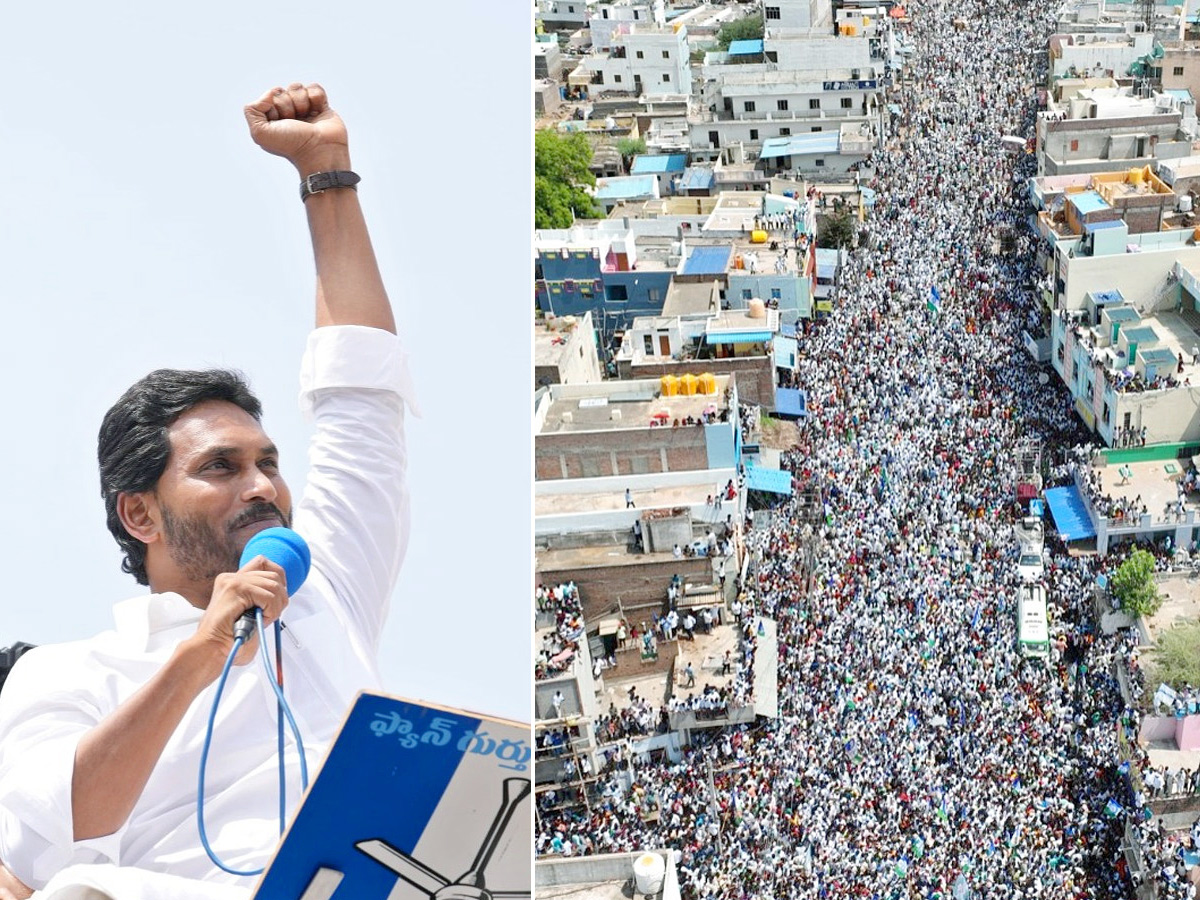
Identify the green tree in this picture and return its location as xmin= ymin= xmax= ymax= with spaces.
xmin=717 ymin=14 xmax=764 ymax=50
xmin=816 ymin=209 xmax=856 ymax=249
xmin=1110 ymin=548 xmax=1161 ymax=617
xmin=1150 ymin=622 xmax=1200 ymax=692
xmin=616 ymin=136 xmax=647 ymax=172
xmin=535 ymin=129 xmax=603 ymax=229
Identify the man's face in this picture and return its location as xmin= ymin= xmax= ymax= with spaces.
xmin=151 ymin=399 xmax=293 ymax=589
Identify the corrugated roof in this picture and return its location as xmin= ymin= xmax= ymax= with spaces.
xmin=760 ymin=132 xmax=840 ymax=159
xmin=680 ymin=167 xmax=715 ymax=190
xmin=631 ymin=154 xmax=687 ymax=175
xmin=727 ymin=39 xmax=764 ymax=55
xmin=682 ymin=245 xmax=732 ymax=275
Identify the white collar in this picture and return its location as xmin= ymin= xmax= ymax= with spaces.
xmin=112 ymin=592 xmax=204 ymax=653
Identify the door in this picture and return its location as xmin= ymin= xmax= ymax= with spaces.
xmin=659 ymin=335 xmax=671 ymax=356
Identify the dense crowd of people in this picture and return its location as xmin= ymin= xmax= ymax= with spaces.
xmin=535 ymin=0 xmax=1200 ymax=895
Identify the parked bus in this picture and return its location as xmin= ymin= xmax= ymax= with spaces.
xmin=1017 ymin=582 xmax=1050 ymax=659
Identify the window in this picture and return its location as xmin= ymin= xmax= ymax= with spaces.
xmin=811 ymin=126 xmax=822 ymax=132
xmin=1175 ymin=66 xmax=1185 ymax=76
xmin=750 ymin=129 xmax=759 ymax=140
xmin=777 ymin=99 xmax=789 ymax=111
xmin=614 ymin=74 xmax=622 ymax=83
xmin=643 ymin=334 xmax=655 ymax=355
xmin=662 ymin=73 xmax=670 ymax=82
xmin=765 ymin=5 xmax=781 ymax=18
xmin=815 ymin=159 xmax=825 ymax=167
xmin=709 ymin=130 xmax=720 ymax=147
xmin=770 ymin=287 xmax=782 ymax=299
xmin=648 ymin=288 xmax=662 ymax=302
xmin=662 ymin=50 xmax=670 ymax=59
xmin=742 ymin=289 xmax=753 ymax=300
xmin=1069 ymin=139 xmax=1078 ymax=151
xmin=841 ymin=97 xmax=853 ymax=109
xmin=608 ymin=284 xmax=628 ymax=301
xmin=745 ymin=101 xmax=757 ymax=112
xmin=636 ymin=50 xmax=644 ymax=59
xmin=809 ymin=98 xmax=820 ymax=109
xmin=780 ymin=127 xmax=791 ymax=136
xmin=567 ymin=4 xmax=574 ymax=10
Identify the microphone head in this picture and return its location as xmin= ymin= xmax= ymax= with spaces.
xmin=238 ymin=527 xmax=311 ymax=596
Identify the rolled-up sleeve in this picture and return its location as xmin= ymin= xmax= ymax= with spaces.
xmin=295 ymin=326 xmax=416 ymax=652
xmin=0 ymin=648 xmax=124 ymax=888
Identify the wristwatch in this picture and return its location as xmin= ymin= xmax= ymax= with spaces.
xmin=299 ymin=170 xmax=361 ymax=202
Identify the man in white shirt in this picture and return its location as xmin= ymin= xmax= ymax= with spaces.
xmin=0 ymin=83 xmax=413 ymax=899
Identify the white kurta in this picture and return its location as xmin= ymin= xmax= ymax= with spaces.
xmin=0 ymin=325 xmax=414 ymax=895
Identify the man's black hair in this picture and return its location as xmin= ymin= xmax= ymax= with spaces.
xmin=97 ymin=369 xmax=262 ymax=585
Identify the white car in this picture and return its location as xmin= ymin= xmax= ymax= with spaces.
xmin=1017 ymin=549 xmax=1044 ymax=583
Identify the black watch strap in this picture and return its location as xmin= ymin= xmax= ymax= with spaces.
xmin=299 ymin=170 xmax=361 ymax=202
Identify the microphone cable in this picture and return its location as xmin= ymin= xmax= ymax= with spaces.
xmin=197 ymin=608 xmax=309 ymax=877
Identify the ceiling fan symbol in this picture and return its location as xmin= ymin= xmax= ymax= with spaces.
xmin=356 ymin=777 xmax=532 ymax=900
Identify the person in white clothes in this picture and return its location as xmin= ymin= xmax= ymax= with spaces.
xmin=0 ymin=83 xmax=414 ymax=900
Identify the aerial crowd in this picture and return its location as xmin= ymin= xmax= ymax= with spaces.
xmin=535 ymin=0 xmax=1200 ymax=896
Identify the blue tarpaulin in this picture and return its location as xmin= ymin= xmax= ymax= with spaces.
xmin=775 ymin=388 xmax=807 ymax=418
xmin=745 ymin=466 xmax=793 ymax=495
xmin=1044 ymin=485 xmax=1096 ymax=541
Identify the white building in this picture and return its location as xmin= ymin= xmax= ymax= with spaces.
xmin=576 ymin=20 xmax=693 ymax=97
xmin=689 ymin=0 xmax=886 ymax=164
xmin=539 ymin=0 xmax=594 ymax=31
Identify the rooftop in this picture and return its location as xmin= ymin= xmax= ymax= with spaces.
xmin=596 ymin=175 xmax=659 ymax=201
xmin=537 ymin=377 xmax=731 ymax=434
xmin=760 ymin=132 xmax=841 ymax=159
xmin=535 ymin=317 xmax=590 ymax=369
xmin=681 ymin=245 xmax=732 ymax=275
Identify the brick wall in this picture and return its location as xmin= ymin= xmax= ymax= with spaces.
xmin=536 ymin=425 xmax=712 ymax=481
xmin=538 ymin=556 xmax=713 ymax=622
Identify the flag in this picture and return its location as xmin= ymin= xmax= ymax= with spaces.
xmin=1104 ymin=798 xmax=1122 ymax=818
xmin=927 ymin=285 xmax=942 ymax=314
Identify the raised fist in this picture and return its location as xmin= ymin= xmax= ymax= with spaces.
xmin=244 ymin=82 xmax=350 ymax=176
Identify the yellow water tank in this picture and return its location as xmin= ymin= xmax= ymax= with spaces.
xmin=734 ymin=254 xmax=744 ymax=270
xmin=699 ymin=372 xmax=718 ymax=395
xmin=661 ymin=374 xmax=679 ymax=396
xmin=1193 ymin=225 xmax=1200 ymax=242
xmin=679 ymin=373 xmax=698 ymax=396
xmin=845 ymin=24 xmax=858 ymax=36
xmin=750 ymin=230 xmax=768 ymax=244
xmin=748 ymin=297 xmax=767 ymax=318
xmin=1128 ymin=167 xmax=1144 ymax=184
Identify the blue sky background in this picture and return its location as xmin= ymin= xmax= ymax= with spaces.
xmin=0 ymin=1 xmax=530 ymax=722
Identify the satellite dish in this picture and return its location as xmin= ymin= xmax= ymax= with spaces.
xmin=1038 ymin=372 xmax=1050 ymax=385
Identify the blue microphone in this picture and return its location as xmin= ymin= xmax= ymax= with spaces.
xmin=233 ymin=527 xmax=311 ymax=640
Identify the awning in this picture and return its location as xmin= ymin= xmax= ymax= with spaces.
xmin=745 ymin=466 xmax=794 ymax=495
xmin=1044 ymin=485 xmax=1096 ymax=541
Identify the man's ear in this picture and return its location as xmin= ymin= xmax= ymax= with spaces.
xmin=116 ymin=492 xmax=161 ymax=545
